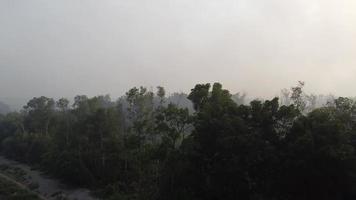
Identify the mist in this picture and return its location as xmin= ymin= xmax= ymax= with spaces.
xmin=3 ymin=1 xmax=356 ymax=199
xmin=1 ymin=0 xmax=356 ymax=107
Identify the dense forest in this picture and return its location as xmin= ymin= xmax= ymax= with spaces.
xmin=0 ymin=82 xmax=356 ymax=200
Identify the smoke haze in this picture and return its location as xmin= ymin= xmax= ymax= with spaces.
xmin=1 ymin=0 xmax=356 ymax=105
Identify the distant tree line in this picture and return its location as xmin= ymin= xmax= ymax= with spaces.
xmin=1 ymin=83 xmax=356 ymax=200
xmin=0 ymin=101 xmax=10 ymax=114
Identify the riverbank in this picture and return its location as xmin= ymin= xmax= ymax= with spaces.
xmin=0 ymin=173 xmax=43 ymax=200
xmin=0 ymin=156 xmax=98 ymax=200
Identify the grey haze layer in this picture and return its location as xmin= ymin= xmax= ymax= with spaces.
xmin=1 ymin=0 xmax=356 ymax=106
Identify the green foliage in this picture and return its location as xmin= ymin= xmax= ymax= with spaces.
xmin=1 ymin=83 xmax=356 ymax=200
xmin=23 ymin=96 xmax=55 ymax=135
xmin=0 ymin=176 xmax=41 ymax=200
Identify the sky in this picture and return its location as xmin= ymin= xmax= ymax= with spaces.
xmin=1 ymin=0 xmax=356 ymax=106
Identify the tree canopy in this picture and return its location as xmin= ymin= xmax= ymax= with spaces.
xmin=1 ymin=83 xmax=356 ymax=200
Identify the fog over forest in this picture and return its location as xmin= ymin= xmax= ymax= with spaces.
xmin=2 ymin=1 xmax=356 ymax=200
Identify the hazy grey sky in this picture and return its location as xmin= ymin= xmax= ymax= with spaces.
xmin=1 ymin=0 xmax=356 ymax=102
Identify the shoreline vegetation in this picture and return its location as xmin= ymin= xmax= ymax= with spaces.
xmin=0 ymin=156 xmax=95 ymax=200
xmin=1 ymin=82 xmax=356 ymax=199
xmin=0 ymin=173 xmax=42 ymax=200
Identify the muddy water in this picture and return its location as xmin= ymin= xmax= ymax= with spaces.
xmin=0 ymin=156 xmax=98 ymax=200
